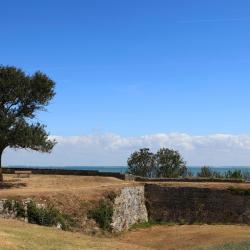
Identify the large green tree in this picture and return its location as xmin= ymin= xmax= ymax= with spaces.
xmin=0 ymin=66 xmax=56 ymax=181
xmin=155 ymin=148 xmax=187 ymax=178
xmin=127 ymin=148 xmax=155 ymax=177
xmin=127 ymin=147 xmax=187 ymax=178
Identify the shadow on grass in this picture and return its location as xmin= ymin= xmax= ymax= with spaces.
xmin=0 ymin=180 xmax=27 ymax=189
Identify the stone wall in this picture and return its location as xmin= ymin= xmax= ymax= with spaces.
xmin=3 ymin=184 xmax=250 ymax=232
xmin=111 ymin=186 xmax=148 ymax=232
xmin=145 ymin=184 xmax=250 ymax=224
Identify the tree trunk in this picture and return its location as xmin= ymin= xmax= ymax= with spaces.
xmin=0 ymin=148 xmax=3 ymax=182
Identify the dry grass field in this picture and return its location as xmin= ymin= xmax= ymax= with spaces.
xmin=0 ymin=174 xmax=133 ymax=200
xmin=2 ymin=174 xmax=250 ymax=200
xmin=0 ymin=219 xmax=147 ymax=250
xmin=2 ymin=174 xmax=250 ymax=249
xmin=1 ymin=219 xmax=250 ymax=250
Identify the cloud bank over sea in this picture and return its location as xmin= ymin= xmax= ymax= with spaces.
xmin=4 ymin=133 xmax=250 ymax=166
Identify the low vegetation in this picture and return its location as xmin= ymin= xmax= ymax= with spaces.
xmin=3 ymin=199 xmax=75 ymax=231
xmin=0 ymin=219 xmax=141 ymax=250
xmin=197 ymin=241 xmax=250 ymax=250
xmin=228 ymin=186 xmax=250 ymax=196
xmin=27 ymin=201 xmax=75 ymax=230
xmin=197 ymin=166 xmax=249 ymax=180
xmin=88 ymin=196 xmax=114 ymax=231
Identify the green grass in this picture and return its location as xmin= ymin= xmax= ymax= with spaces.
xmin=0 ymin=219 xmax=142 ymax=250
xmin=196 ymin=241 xmax=250 ymax=250
xmin=228 ymin=186 xmax=250 ymax=196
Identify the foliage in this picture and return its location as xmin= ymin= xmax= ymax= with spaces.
xmin=155 ymin=148 xmax=187 ymax=178
xmin=0 ymin=66 xmax=56 ymax=180
xmin=228 ymin=187 xmax=250 ymax=196
xmin=243 ymin=171 xmax=250 ymax=181
xmin=127 ymin=148 xmax=155 ymax=177
xmin=224 ymin=170 xmax=243 ymax=179
xmin=88 ymin=199 xmax=113 ymax=231
xmin=3 ymin=200 xmax=25 ymax=218
xmin=27 ymin=201 xmax=75 ymax=230
xmin=197 ymin=166 xmax=223 ymax=178
xmin=3 ymin=199 xmax=13 ymax=211
xmin=13 ymin=201 xmax=26 ymax=217
xmin=127 ymin=147 xmax=187 ymax=178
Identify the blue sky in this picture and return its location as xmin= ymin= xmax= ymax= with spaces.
xmin=2 ymin=1 xmax=250 ymax=165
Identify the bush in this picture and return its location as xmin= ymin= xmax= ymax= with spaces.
xmin=27 ymin=201 xmax=75 ymax=230
xmin=13 ymin=201 xmax=26 ymax=218
xmin=224 ymin=170 xmax=243 ymax=179
xmin=3 ymin=200 xmax=25 ymax=218
xmin=3 ymin=200 xmax=13 ymax=211
xmin=228 ymin=187 xmax=250 ymax=196
xmin=88 ymin=199 xmax=113 ymax=231
xmin=197 ymin=166 xmax=222 ymax=178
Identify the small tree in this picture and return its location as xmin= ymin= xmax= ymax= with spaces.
xmin=155 ymin=148 xmax=187 ymax=178
xmin=127 ymin=148 xmax=155 ymax=177
xmin=197 ymin=166 xmax=222 ymax=178
xmin=224 ymin=170 xmax=243 ymax=180
xmin=0 ymin=66 xmax=56 ymax=181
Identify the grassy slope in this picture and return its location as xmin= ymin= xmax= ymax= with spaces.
xmin=120 ymin=224 xmax=250 ymax=250
xmin=3 ymin=220 xmax=250 ymax=250
xmin=0 ymin=219 xmax=148 ymax=250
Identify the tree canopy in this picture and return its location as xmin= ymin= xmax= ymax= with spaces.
xmin=0 ymin=66 xmax=56 ymax=181
xmin=127 ymin=148 xmax=155 ymax=177
xmin=155 ymin=148 xmax=187 ymax=178
xmin=127 ymin=147 xmax=187 ymax=178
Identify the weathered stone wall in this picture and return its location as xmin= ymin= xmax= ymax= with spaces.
xmin=145 ymin=184 xmax=250 ymax=224
xmin=111 ymin=186 xmax=148 ymax=232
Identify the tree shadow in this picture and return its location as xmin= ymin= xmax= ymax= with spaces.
xmin=0 ymin=179 xmax=27 ymax=189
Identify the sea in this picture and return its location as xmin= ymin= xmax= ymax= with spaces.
xmin=6 ymin=166 xmax=250 ymax=175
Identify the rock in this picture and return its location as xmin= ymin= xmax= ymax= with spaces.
xmin=111 ymin=186 xmax=148 ymax=232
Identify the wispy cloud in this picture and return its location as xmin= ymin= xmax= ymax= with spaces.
xmin=3 ymin=133 xmax=250 ymax=166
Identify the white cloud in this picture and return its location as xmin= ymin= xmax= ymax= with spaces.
xmin=3 ymin=133 xmax=250 ymax=166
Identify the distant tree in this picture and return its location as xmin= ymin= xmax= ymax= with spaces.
xmin=155 ymin=148 xmax=187 ymax=178
xmin=127 ymin=148 xmax=155 ymax=177
xmin=197 ymin=166 xmax=222 ymax=178
xmin=0 ymin=66 xmax=56 ymax=181
xmin=224 ymin=170 xmax=243 ymax=180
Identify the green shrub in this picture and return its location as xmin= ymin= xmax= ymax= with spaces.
xmin=197 ymin=166 xmax=222 ymax=178
xmin=13 ymin=201 xmax=26 ymax=218
xmin=3 ymin=200 xmax=25 ymax=218
xmin=27 ymin=201 xmax=75 ymax=230
xmin=224 ymin=170 xmax=243 ymax=179
xmin=228 ymin=187 xmax=250 ymax=196
xmin=3 ymin=200 xmax=13 ymax=211
xmin=88 ymin=199 xmax=113 ymax=231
